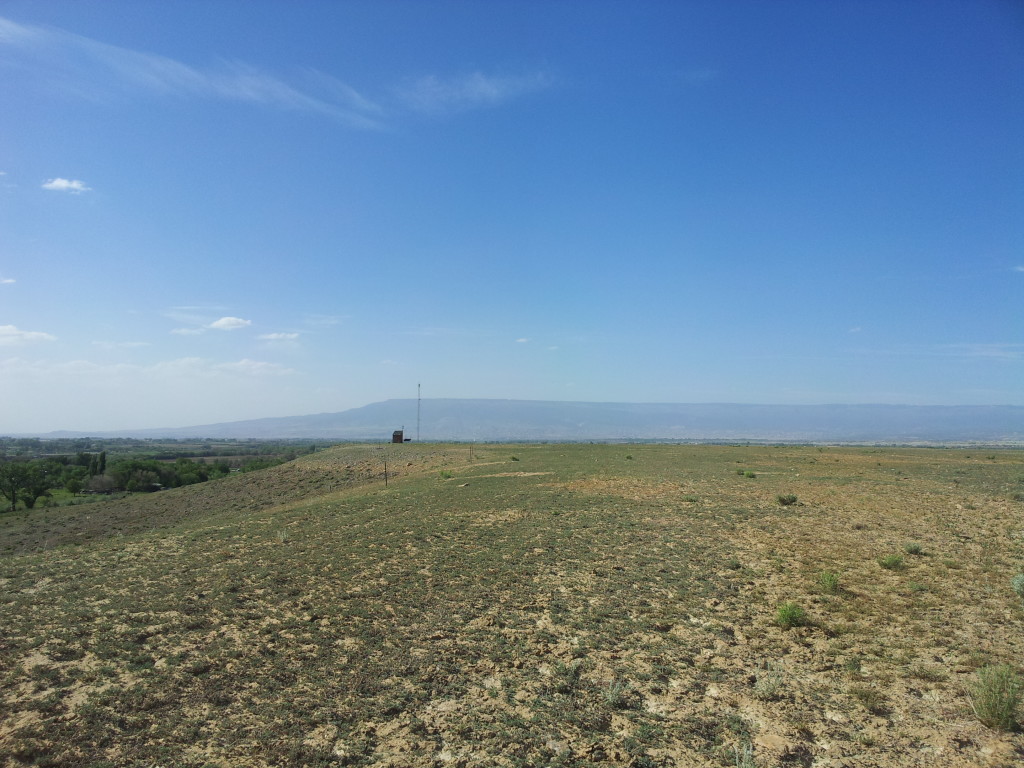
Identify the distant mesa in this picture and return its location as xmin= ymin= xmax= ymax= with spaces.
xmin=27 ymin=399 xmax=1024 ymax=444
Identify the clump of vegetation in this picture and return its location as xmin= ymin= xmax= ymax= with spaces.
xmin=551 ymin=660 xmax=585 ymax=695
xmin=682 ymin=495 xmax=699 ymax=503
xmin=908 ymin=664 xmax=947 ymax=683
xmin=776 ymin=493 xmax=798 ymax=506
xmin=818 ymin=570 xmax=840 ymax=594
xmin=843 ymin=657 xmax=863 ymax=676
xmin=878 ymin=554 xmax=905 ymax=570
xmin=733 ymin=741 xmax=756 ymax=768
xmin=904 ymin=542 xmax=925 ymax=555
xmin=849 ymin=684 xmax=887 ymax=715
xmin=439 ymin=470 xmax=453 ymax=479
xmin=1009 ymin=492 xmax=1024 ymax=502
xmin=744 ymin=470 xmax=757 ymax=479
xmin=775 ymin=602 xmax=807 ymax=629
xmin=603 ymin=679 xmax=630 ymax=709
xmin=1012 ymin=574 xmax=1024 ymax=603
xmin=968 ymin=665 xmax=1022 ymax=731
xmin=753 ymin=662 xmax=784 ymax=701
xmin=510 ymin=456 xmax=520 ymax=462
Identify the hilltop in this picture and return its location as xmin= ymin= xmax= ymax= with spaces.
xmin=1 ymin=442 xmax=1022 ymax=766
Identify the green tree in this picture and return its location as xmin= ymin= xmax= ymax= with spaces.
xmin=0 ymin=461 xmax=32 ymax=512
xmin=20 ymin=462 xmax=58 ymax=509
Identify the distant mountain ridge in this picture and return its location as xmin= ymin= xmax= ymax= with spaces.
xmin=32 ymin=399 xmax=1024 ymax=443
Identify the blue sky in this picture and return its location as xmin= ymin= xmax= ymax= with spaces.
xmin=1 ymin=1 xmax=1022 ymax=433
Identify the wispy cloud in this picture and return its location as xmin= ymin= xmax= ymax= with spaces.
xmin=931 ymin=343 xmax=1024 ymax=360
xmin=1014 ymin=266 xmax=1024 ymax=273
xmin=0 ymin=324 xmax=56 ymax=346
xmin=303 ymin=313 xmax=347 ymax=327
xmin=876 ymin=342 xmax=1024 ymax=361
xmin=208 ymin=316 xmax=251 ymax=331
xmin=516 ymin=338 xmax=529 ymax=344
xmin=0 ymin=276 xmax=14 ymax=285
xmin=258 ymin=332 xmax=299 ymax=341
xmin=397 ymin=70 xmax=553 ymax=114
xmin=0 ymin=16 xmax=383 ymax=129
xmin=216 ymin=358 xmax=294 ymax=376
xmin=92 ymin=340 xmax=150 ymax=350
xmin=170 ymin=314 xmax=252 ymax=334
xmin=41 ymin=177 xmax=91 ymax=193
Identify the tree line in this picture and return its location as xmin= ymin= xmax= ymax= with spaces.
xmin=0 ymin=451 xmax=295 ymax=513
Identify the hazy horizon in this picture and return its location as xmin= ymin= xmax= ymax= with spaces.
xmin=2 ymin=2 xmax=1022 ymax=433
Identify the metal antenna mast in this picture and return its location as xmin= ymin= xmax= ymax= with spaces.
xmin=417 ymin=383 xmax=421 ymax=442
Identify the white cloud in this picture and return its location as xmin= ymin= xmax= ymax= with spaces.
xmin=171 ymin=327 xmax=205 ymax=336
xmin=41 ymin=177 xmax=91 ymax=193
xmin=92 ymin=340 xmax=150 ymax=350
xmin=848 ymin=326 xmax=862 ymax=334
xmin=516 ymin=338 xmax=529 ymax=343
xmin=0 ymin=16 xmax=383 ymax=129
xmin=258 ymin=332 xmax=299 ymax=341
xmin=398 ymin=70 xmax=552 ymax=114
xmin=1 ymin=277 xmax=14 ymax=285
xmin=0 ymin=324 xmax=56 ymax=346
xmin=216 ymin=359 xmax=295 ymax=376
xmin=209 ymin=316 xmax=251 ymax=331
xmin=304 ymin=313 xmax=346 ymax=327
xmin=1014 ymin=266 xmax=1024 ymax=273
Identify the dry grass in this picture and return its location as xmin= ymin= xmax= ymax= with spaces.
xmin=1 ymin=443 xmax=1022 ymax=767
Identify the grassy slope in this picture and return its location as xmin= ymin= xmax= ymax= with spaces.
xmin=1 ymin=443 xmax=1022 ymax=767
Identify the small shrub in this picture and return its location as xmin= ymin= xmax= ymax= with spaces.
xmin=753 ymin=662 xmax=783 ymax=701
xmin=878 ymin=554 xmax=905 ymax=570
xmin=510 ymin=456 xmax=519 ymax=462
xmin=908 ymin=665 xmax=947 ymax=683
xmin=968 ymin=665 xmax=1022 ymax=731
xmin=733 ymin=742 xmax=755 ymax=768
xmin=1012 ymin=574 xmax=1024 ymax=602
xmin=775 ymin=602 xmax=806 ymax=629
xmin=1010 ymin=492 xmax=1024 ymax=502
xmin=625 ymin=454 xmax=633 ymax=460
xmin=818 ymin=571 xmax=840 ymax=594
xmin=552 ymin=660 xmax=584 ymax=694
xmin=744 ymin=471 xmax=757 ymax=479
xmin=603 ymin=679 xmax=630 ymax=709
xmin=439 ymin=470 xmax=453 ymax=479
xmin=682 ymin=495 xmax=699 ymax=503
xmin=776 ymin=494 xmax=798 ymax=506
xmin=849 ymin=684 xmax=887 ymax=715
xmin=904 ymin=542 xmax=924 ymax=555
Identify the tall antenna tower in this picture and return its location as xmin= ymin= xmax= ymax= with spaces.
xmin=417 ymin=383 xmax=421 ymax=442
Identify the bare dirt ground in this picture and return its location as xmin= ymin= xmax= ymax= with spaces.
xmin=1 ymin=443 xmax=1021 ymax=767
